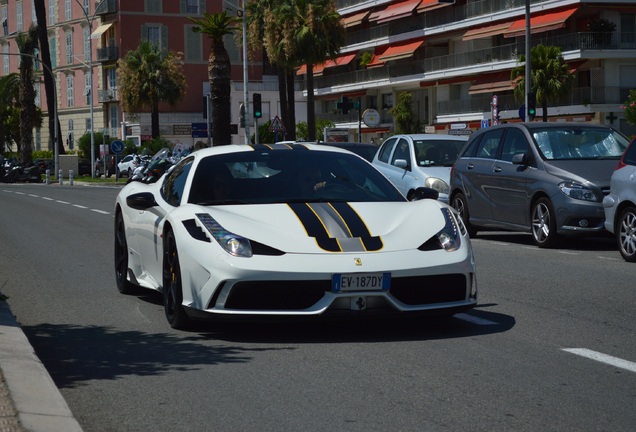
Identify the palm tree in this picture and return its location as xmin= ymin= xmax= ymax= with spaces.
xmin=190 ymin=11 xmax=241 ymax=146
xmin=34 ymin=0 xmax=63 ymax=154
xmin=247 ymin=0 xmax=300 ymax=141
xmin=288 ymin=0 xmax=345 ymax=141
xmin=0 ymin=73 xmax=21 ymax=152
xmin=117 ymin=40 xmax=187 ymax=139
xmin=16 ymin=25 xmax=40 ymax=164
xmin=512 ymin=44 xmax=574 ymax=122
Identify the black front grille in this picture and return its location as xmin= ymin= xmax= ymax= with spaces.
xmin=224 ymin=281 xmax=330 ymax=310
xmin=389 ymin=274 xmax=467 ymax=305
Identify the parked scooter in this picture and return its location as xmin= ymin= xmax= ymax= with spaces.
xmin=3 ymin=162 xmax=42 ymax=183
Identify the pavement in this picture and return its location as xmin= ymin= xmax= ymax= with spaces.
xmin=0 ymin=299 xmax=83 ymax=432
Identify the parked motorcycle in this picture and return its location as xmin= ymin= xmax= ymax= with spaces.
xmin=3 ymin=163 xmax=43 ymax=183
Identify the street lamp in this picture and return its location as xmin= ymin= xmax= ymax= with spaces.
xmin=77 ymin=0 xmax=107 ymax=178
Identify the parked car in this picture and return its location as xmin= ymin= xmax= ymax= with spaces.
xmin=117 ymin=154 xmax=140 ymax=177
xmin=371 ymin=134 xmax=469 ymax=202
xmin=78 ymin=158 xmax=91 ymax=176
xmin=603 ymin=137 xmax=636 ymax=261
xmin=95 ymin=155 xmax=116 ymax=178
xmin=450 ymin=122 xmax=630 ymax=248
xmin=316 ymin=141 xmax=379 ymax=162
xmin=114 ymin=143 xmax=477 ymax=329
xmin=33 ymin=158 xmax=53 ymax=175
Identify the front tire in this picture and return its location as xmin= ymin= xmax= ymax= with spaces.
xmin=114 ymin=212 xmax=136 ymax=294
xmin=531 ymin=198 xmax=559 ymax=248
xmin=452 ymin=192 xmax=477 ymax=237
xmin=163 ymin=230 xmax=190 ymax=329
xmin=617 ymin=205 xmax=636 ymax=262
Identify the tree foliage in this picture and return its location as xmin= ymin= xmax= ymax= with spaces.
xmin=190 ymin=11 xmax=240 ymax=146
xmin=0 ymin=74 xmax=21 ymax=153
xmin=389 ymin=92 xmax=418 ymax=134
xmin=511 ymin=44 xmax=574 ymax=122
xmin=117 ymin=40 xmax=187 ymax=139
xmin=621 ymin=89 xmax=636 ymax=126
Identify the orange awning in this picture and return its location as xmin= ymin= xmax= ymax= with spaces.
xmin=341 ymin=10 xmax=370 ymax=28
xmin=417 ymin=0 xmax=454 ymax=13
xmin=372 ymin=0 xmax=422 ymax=24
xmin=468 ymin=71 xmax=517 ymax=95
xmin=462 ymin=21 xmax=515 ymax=41
xmin=378 ymin=39 xmax=424 ymax=62
xmin=296 ymin=53 xmax=357 ymax=76
xmin=366 ymin=46 xmax=390 ymax=68
xmin=504 ymin=6 xmax=578 ymax=38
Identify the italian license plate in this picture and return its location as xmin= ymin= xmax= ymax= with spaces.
xmin=332 ymin=272 xmax=391 ymax=292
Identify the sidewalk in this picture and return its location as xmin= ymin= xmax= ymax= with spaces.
xmin=0 ymin=299 xmax=83 ymax=432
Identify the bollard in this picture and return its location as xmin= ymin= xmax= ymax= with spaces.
xmin=69 ymin=169 xmax=74 ymax=186
xmin=59 ymin=169 xmax=63 ymax=185
xmin=45 ymin=169 xmax=50 ymax=185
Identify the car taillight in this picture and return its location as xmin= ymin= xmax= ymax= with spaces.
xmin=615 ymin=159 xmax=627 ymax=170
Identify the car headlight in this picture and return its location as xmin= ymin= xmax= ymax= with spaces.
xmin=196 ymin=213 xmax=252 ymax=257
xmin=425 ymin=177 xmax=449 ymax=195
xmin=419 ymin=207 xmax=462 ymax=252
xmin=558 ymin=181 xmax=599 ymax=202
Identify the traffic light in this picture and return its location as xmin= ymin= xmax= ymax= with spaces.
xmin=528 ymin=92 xmax=536 ymax=121
xmin=253 ymin=93 xmax=262 ymax=118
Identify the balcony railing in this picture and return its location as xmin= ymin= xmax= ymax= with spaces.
xmin=96 ymin=46 xmax=119 ymax=62
xmin=314 ymin=32 xmax=635 ymax=92
xmin=95 ymin=0 xmax=117 ymax=15
xmin=98 ymin=88 xmax=119 ymax=103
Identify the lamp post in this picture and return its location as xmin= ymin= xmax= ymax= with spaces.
xmin=8 ymin=52 xmax=58 ymax=174
xmin=77 ymin=0 xmax=107 ymax=178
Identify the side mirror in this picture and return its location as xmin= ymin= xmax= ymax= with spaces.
xmin=394 ymin=159 xmax=410 ymax=170
xmin=410 ymin=187 xmax=439 ymax=201
xmin=126 ymin=192 xmax=158 ymax=210
xmin=512 ymin=153 xmax=528 ymax=165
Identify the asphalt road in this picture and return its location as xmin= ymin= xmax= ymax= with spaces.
xmin=1 ymin=183 xmax=635 ymax=432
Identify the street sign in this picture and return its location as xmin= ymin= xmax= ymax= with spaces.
xmin=191 ymin=122 xmax=209 ymax=138
xmin=111 ymin=139 xmax=124 ymax=154
xmin=269 ymin=115 xmax=286 ymax=132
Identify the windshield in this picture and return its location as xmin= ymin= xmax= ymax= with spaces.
xmin=188 ymin=149 xmax=406 ymax=205
xmin=413 ymin=139 xmax=465 ymax=167
xmin=533 ymin=127 xmax=629 ymax=160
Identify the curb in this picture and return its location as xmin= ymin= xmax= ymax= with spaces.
xmin=0 ymin=301 xmax=83 ymax=432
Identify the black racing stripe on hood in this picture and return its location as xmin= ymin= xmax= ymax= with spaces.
xmin=288 ymin=203 xmax=341 ymax=252
xmin=330 ymin=202 xmax=383 ymax=251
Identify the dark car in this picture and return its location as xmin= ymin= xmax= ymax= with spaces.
xmin=316 ymin=141 xmax=379 ymax=162
xmin=33 ymin=158 xmax=53 ymax=175
xmin=95 ymin=155 xmax=117 ymax=178
xmin=449 ymin=122 xmax=630 ymax=248
xmin=78 ymin=159 xmax=91 ymax=176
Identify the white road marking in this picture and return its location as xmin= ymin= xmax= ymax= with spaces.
xmin=562 ymin=348 xmax=636 ymax=373
xmin=72 ymin=204 xmax=88 ymax=209
xmin=91 ymin=209 xmax=110 ymax=215
xmin=56 ymin=200 xmax=70 ymax=204
xmin=41 ymin=196 xmax=54 ymax=201
xmin=455 ymin=313 xmax=498 ymax=325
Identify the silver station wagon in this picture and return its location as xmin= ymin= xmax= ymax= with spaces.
xmin=449 ymin=122 xmax=630 ymax=248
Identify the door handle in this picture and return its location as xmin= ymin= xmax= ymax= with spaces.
xmin=493 ymin=166 xmax=502 ymax=173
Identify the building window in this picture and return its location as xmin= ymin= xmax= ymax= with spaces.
xmin=107 ymin=68 xmax=117 ymax=88
xmin=85 ymin=71 xmax=91 ymax=106
xmin=33 ymin=47 xmax=39 ymax=69
xmin=184 ymin=25 xmax=202 ymax=62
xmin=83 ymin=26 xmax=90 ymax=62
xmin=31 ymin=0 xmax=36 ymax=23
xmin=145 ymin=0 xmax=162 ymax=13
xmin=143 ymin=25 xmax=167 ymax=51
xmin=49 ymin=36 xmax=56 ymax=68
xmin=66 ymin=74 xmax=74 ymax=107
xmin=83 ymin=0 xmax=89 ymax=13
xmin=35 ymin=127 xmax=41 ymax=151
xmin=182 ymin=0 xmax=205 ymax=14
xmin=48 ymin=0 xmax=55 ymax=26
xmin=35 ymin=83 xmax=40 ymax=106
xmin=16 ymin=1 xmax=23 ymax=32
xmin=66 ymin=30 xmax=73 ymax=64
xmin=67 ymin=119 xmax=74 ymax=149
xmin=3 ymin=45 xmax=9 ymax=75
xmin=109 ymin=104 xmax=118 ymax=129
xmin=85 ymin=118 xmax=92 ymax=133
xmin=2 ymin=6 xmax=7 ymax=37
xmin=65 ymin=0 xmax=71 ymax=21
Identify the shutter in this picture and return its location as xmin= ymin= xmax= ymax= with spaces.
xmin=179 ymin=0 xmax=186 ymax=13
xmin=141 ymin=25 xmax=148 ymax=42
xmin=161 ymin=26 xmax=169 ymax=51
xmin=199 ymin=0 xmax=206 ymax=14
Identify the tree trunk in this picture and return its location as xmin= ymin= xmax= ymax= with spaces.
xmin=209 ymin=42 xmax=232 ymax=146
xmin=277 ymin=68 xmax=288 ymax=140
xmin=286 ymin=69 xmax=296 ymax=141
xmin=34 ymin=0 xmax=63 ymax=155
xmin=151 ymin=100 xmax=160 ymax=138
xmin=542 ymin=98 xmax=548 ymax=122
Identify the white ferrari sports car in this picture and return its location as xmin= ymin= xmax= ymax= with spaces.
xmin=114 ymin=143 xmax=477 ymax=329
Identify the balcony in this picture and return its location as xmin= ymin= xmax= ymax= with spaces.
xmin=98 ymin=88 xmax=119 ymax=103
xmin=96 ymin=46 xmax=119 ymax=62
xmin=95 ymin=0 xmax=117 ymax=15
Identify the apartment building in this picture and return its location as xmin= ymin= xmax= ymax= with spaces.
xmin=306 ymin=0 xmax=636 ymax=141
xmin=0 ymin=0 xmax=272 ymax=153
